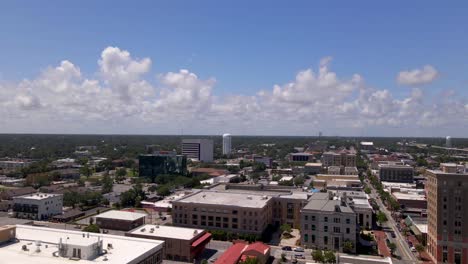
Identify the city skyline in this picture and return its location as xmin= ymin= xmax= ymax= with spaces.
xmin=0 ymin=1 xmax=467 ymax=137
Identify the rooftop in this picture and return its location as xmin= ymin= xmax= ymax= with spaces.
xmin=302 ymin=193 xmax=354 ymax=213
xmin=2 ymin=225 xmax=163 ymax=264
xmin=392 ymin=192 xmax=426 ymax=201
xmin=175 ymin=191 xmax=272 ymax=208
xmin=14 ymin=192 xmax=62 ymax=200
xmin=95 ymin=210 xmax=147 ymax=221
xmin=305 ymin=162 xmax=322 ymax=166
xmin=127 ymin=224 xmax=205 ymax=240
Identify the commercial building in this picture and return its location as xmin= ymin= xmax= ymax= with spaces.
xmin=328 ymin=166 xmax=341 ymax=175
xmin=253 ymin=156 xmax=273 ymax=168
xmin=338 ymin=191 xmax=373 ymax=229
xmin=139 ymin=151 xmax=187 ymax=182
xmin=126 ymin=224 xmax=211 ymax=262
xmin=378 ymin=163 xmax=414 ymax=183
xmin=322 ymin=149 xmax=357 ymax=167
xmin=13 ymin=193 xmax=63 ymax=220
xmin=359 ymin=142 xmax=375 ymax=152
xmin=94 ymin=210 xmax=147 ymax=231
xmin=426 ymin=163 xmax=468 ymax=264
xmin=300 ymin=192 xmax=357 ymax=252
xmin=391 ymin=190 xmax=426 ymax=210
xmin=0 ymin=159 xmax=34 ymax=172
xmin=172 ymin=190 xmax=273 ymax=235
xmin=305 ymin=162 xmax=323 ymax=175
xmin=223 ymin=133 xmax=232 ymax=155
xmin=0 ymin=224 xmax=164 ymax=263
xmin=182 ymin=139 xmax=214 ymax=162
xmin=312 ymin=174 xmax=361 ymax=190
xmin=288 ymin=153 xmax=313 ymax=162
xmin=215 ymin=241 xmax=271 ymax=264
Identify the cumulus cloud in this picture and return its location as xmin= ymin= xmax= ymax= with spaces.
xmin=397 ymin=65 xmax=439 ymax=86
xmin=0 ymin=47 xmax=466 ymax=136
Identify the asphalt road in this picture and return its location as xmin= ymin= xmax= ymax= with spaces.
xmin=367 ymin=180 xmax=418 ymax=264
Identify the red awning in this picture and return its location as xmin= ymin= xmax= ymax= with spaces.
xmin=191 ymin=232 xmax=212 ymax=248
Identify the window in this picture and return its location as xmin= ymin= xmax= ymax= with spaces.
xmin=346 ymin=228 xmax=350 ymax=234
xmin=305 ymin=215 xmax=308 ymax=221
xmin=324 ymin=226 xmax=328 ymax=232
xmin=324 ymin=217 xmax=328 ymax=222
xmin=311 ymin=225 xmax=316 ymax=231
xmin=311 ymin=235 xmax=316 ymax=243
xmin=304 ymin=234 xmax=308 ymax=242
xmin=304 ymin=224 xmax=308 ymax=230
xmin=311 ymin=215 xmax=316 ymax=221
xmin=324 ymin=236 xmax=328 ymax=245
xmin=333 ymin=218 xmax=340 ymax=223
xmin=346 ymin=218 xmax=350 ymax=224
xmin=333 ymin=227 xmax=340 ymax=233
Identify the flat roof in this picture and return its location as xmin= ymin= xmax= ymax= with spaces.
xmin=303 ymin=193 xmax=354 ymax=213
xmin=95 ymin=210 xmax=147 ymax=221
xmin=127 ymin=224 xmax=205 ymax=240
xmin=2 ymin=225 xmax=163 ymax=264
xmin=14 ymin=193 xmax=62 ymax=200
xmin=175 ymin=191 xmax=272 ymax=208
xmin=305 ymin=162 xmax=322 ymax=166
xmin=392 ymin=192 xmax=426 ymax=201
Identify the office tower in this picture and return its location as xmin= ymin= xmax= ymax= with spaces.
xmin=182 ymin=139 xmax=214 ymax=162
xmin=139 ymin=151 xmax=187 ymax=182
xmin=426 ymin=163 xmax=468 ymax=264
xmin=222 ymin=133 xmax=232 ymax=155
xmin=446 ymin=136 xmax=452 ymax=148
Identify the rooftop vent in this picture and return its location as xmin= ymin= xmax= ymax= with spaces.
xmin=247 ymin=196 xmax=252 ymax=200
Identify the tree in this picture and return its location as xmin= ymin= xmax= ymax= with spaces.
xmin=252 ymin=162 xmax=266 ymax=172
xmin=280 ymin=223 xmax=292 ymax=234
xmin=240 ymin=257 xmax=259 ymax=264
xmin=323 ymin=250 xmax=336 ymax=263
xmin=80 ymin=164 xmax=92 ymax=178
xmin=115 ymin=168 xmax=127 ymax=182
xmin=376 ymin=211 xmax=388 ymax=225
xmin=364 ymin=186 xmax=371 ymax=194
xmin=312 ymin=250 xmax=324 ymax=263
xmin=343 ymin=240 xmax=354 ymax=253
xmin=157 ymin=185 xmax=171 ymax=197
xmin=101 ymin=173 xmax=113 ymax=194
xmin=294 ymin=175 xmax=305 ymax=186
xmin=415 ymin=244 xmax=425 ymax=258
xmin=388 ymin=243 xmax=397 ymax=255
xmin=83 ymin=224 xmax=100 ymax=233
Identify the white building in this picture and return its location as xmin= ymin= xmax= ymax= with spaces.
xmin=182 ymin=139 xmax=214 ymax=162
xmin=222 ymin=133 xmax=232 ymax=155
xmin=0 ymin=225 xmax=164 ymax=263
xmin=446 ymin=136 xmax=452 ymax=148
xmin=13 ymin=193 xmax=63 ymax=220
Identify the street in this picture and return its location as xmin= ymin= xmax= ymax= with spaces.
xmin=366 ymin=180 xmax=418 ymax=264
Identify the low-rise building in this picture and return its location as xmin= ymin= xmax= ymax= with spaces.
xmin=289 ymin=153 xmax=313 ymax=162
xmin=13 ymin=193 xmax=63 ymax=220
xmin=0 ymin=224 xmax=164 ymax=263
xmin=322 ymin=149 xmax=357 ymax=167
xmin=305 ymin=162 xmax=323 ymax=175
xmin=253 ymin=156 xmax=273 ymax=168
xmin=126 ymin=224 xmax=211 ymax=262
xmin=327 ymin=166 xmax=341 ymax=175
xmin=300 ymin=192 xmax=357 ymax=253
xmin=215 ymin=241 xmax=271 ymax=264
xmin=94 ymin=210 xmax=146 ymax=231
xmin=344 ymin=167 xmax=359 ymax=175
xmin=391 ymin=190 xmax=427 ymax=210
xmin=172 ymin=190 xmax=273 ymax=235
xmin=378 ymin=163 xmax=414 ymax=183
xmin=339 ymin=191 xmax=373 ymax=229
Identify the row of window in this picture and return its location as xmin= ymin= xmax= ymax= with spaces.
xmin=304 ymin=224 xmax=351 ymax=234
xmin=304 ymin=215 xmax=352 ymax=224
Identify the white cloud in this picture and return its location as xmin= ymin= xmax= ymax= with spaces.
xmin=397 ymin=65 xmax=439 ymax=86
xmin=0 ymin=47 xmax=466 ymax=136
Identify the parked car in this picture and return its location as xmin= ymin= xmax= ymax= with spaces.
xmin=391 ymin=232 xmax=396 ymax=238
xmin=295 ymin=254 xmax=305 ymax=259
xmin=294 ymin=247 xmax=305 ymax=252
xmin=411 ymin=247 xmax=417 ymax=252
xmin=282 ymin=246 xmax=292 ymax=251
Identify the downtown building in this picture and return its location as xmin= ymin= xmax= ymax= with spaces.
xmin=138 ymin=151 xmax=187 ymax=182
xmin=321 ymin=149 xmax=357 ymax=167
xmin=182 ymin=139 xmax=214 ymax=162
xmin=300 ymin=192 xmax=357 ymax=253
xmin=426 ymin=163 xmax=468 ymax=264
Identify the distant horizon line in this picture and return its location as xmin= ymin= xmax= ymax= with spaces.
xmin=0 ymin=132 xmax=464 ymax=139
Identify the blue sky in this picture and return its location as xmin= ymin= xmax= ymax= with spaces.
xmin=0 ymin=1 xmax=467 ymax=136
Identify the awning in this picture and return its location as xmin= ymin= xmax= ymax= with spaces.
xmin=191 ymin=232 xmax=212 ymax=248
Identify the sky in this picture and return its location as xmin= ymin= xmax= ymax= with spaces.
xmin=0 ymin=1 xmax=467 ymax=137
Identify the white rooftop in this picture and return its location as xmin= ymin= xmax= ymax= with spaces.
xmin=127 ymin=224 xmax=205 ymax=240
xmin=14 ymin=193 xmax=62 ymax=200
xmin=176 ymin=191 xmax=272 ymax=208
xmin=95 ymin=210 xmax=147 ymax=221
xmin=2 ymin=225 xmax=163 ymax=264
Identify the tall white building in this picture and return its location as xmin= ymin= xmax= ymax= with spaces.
xmin=222 ymin=133 xmax=232 ymax=155
xmin=446 ymin=136 xmax=452 ymax=148
xmin=182 ymin=139 xmax=214 ymax=162
xmin=13 ymin=193 xmax=63 ymax=220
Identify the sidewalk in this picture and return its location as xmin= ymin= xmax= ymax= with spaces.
xmin=373 ymin=231 xmax=391 ymax=257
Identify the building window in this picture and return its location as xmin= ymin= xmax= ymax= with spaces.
xmin=346 ymin=218 xmax=350 ymax=224
xmin=324 ymin=226 xmax=328 ymax=232
xmin=333 ymin=227 xmax=340 ymax=233
xmin=304 ymin=234 xmax=308 ymax=242
xmin=304 ymin=224 xmax=308 ymax=230
xmin=311 ymin=225 xmax=316 ymax=231
xmin=311 ymin=215 xmax=316 ymax=221
xmin=311 ymin=235 xmax=315 ymax=243
xmin=324 ymin=236 xmax=328 ymax=245
xmin=324 ymin=217 xmax=328 ymax=222
xmin=346 ymin=228 xmax=350 ymax=234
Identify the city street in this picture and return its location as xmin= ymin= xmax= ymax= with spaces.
xmin=367 ymin=180 xmax=418 ymax=264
